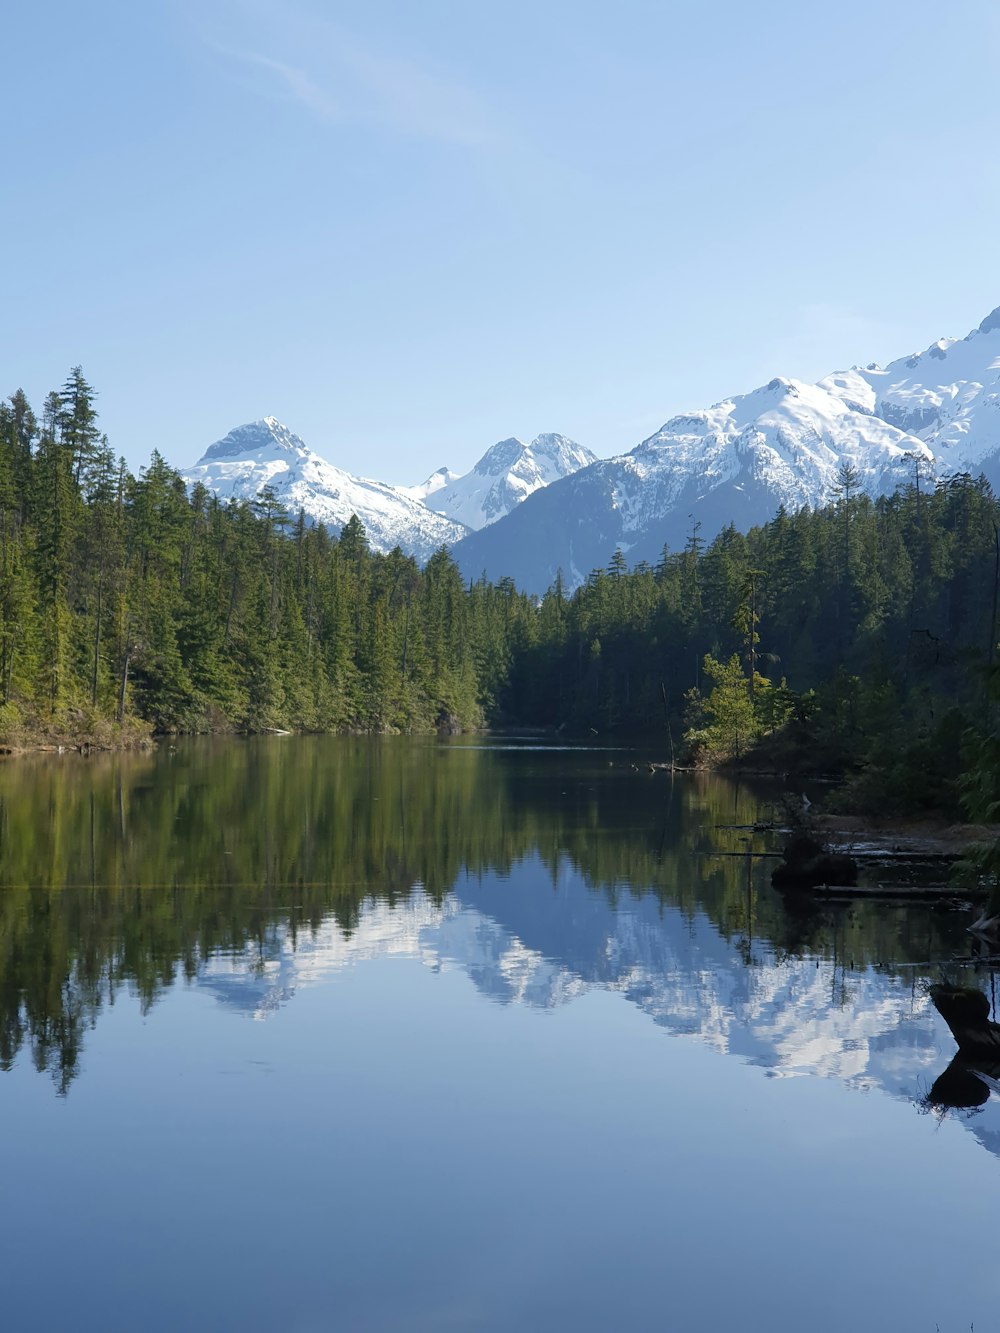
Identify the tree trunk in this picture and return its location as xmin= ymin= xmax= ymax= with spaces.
xmin=117 ymin=645 xmax=130 ymax=722
xmin=91 ymin=573 xmax=103 ymax=707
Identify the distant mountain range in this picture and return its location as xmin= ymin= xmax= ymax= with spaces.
xmin=183 ymin=421 xmax=593 ymax=563
xmin=183 ymin=304 xmax=1000 ymax=591
xmin=412 ymin=433 xmax=597 ymax=531
xmin=452 ymin=304 xmax=1000 ymax=591
xmin=182 ymin=418 xmax=469 ymax=562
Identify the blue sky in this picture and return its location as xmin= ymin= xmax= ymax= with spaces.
xmin=4 ymin=0 xmax=1000 ymax=480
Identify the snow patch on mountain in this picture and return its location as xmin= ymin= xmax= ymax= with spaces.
xmin=424 ymin=433 xmax=597 ymax=530
xmin=184 ymin=418 xmax=470 ymax=562
xmin=401 ymin=466 xmax=461 ymax=503
xmin=820 ymin=305 xmax=1000 ymax=473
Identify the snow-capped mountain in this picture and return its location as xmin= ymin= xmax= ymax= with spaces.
xmin=420 ymin=433 xmax=597 ymax=531
xmin=401 ymin=465 xmax=460 ymax=504
xmin=183 ymin=421 xmax=593 ymax=560
xmin=820 ymin=304 xmax=1000 ymax=473
xmin=184 ymin=304 xmax=1000 ymax=589
xmin=183 ymin=418 xmax=470 ymax=561
xmin=452 ymin=305 xmax=1000 ymax=593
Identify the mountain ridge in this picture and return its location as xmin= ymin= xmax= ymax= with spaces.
xmin=183 ymin=419 xmax=595 ymax=562
xmin=421 ymin=432 xmax=597 ymax=531
xmin=182 ymin=417 xmax=471 ymax=562
xmin=182 ymin=303 xmax=1000 ymax=589
xmin=451 ymin=304 xmax=1000 ymax=592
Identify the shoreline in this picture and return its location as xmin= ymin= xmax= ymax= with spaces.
xmin=0 ymin=719 xmax=155 ymax=758
xmin=812 ymin=813 xmax=999 ymax=857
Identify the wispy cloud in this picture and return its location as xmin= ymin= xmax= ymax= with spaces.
xmin=333 ymin=39 xmax=500 ymax=148
xmin=208 ymin=3 xmax=501 ymax=149
xmin=227 ymin=49 xmax=341 ymax=120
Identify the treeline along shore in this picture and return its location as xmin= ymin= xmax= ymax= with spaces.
xmin=3 ymin=370 xmax=1000 ymax=821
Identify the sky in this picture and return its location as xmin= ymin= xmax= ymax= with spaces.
xmin=4 ymin=0 xmax=1000 ymax=482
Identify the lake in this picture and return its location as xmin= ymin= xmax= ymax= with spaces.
xmin=1 ymin=736 xmax=998 ymax=1332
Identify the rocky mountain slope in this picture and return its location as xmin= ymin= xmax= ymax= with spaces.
xmin=452 ymin=305 xmax=1000 ymax=592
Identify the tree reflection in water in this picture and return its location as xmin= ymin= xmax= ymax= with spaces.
xmin=0 ymin=736 xmax=983 ymax=1094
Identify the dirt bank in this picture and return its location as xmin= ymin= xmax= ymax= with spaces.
xmin=813 ymin=814 xmax=998 ymax=857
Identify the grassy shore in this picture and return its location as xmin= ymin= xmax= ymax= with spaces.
xmin=0 ymin=708 xmax=154 ymax=756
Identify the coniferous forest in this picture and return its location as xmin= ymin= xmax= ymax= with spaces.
xmin=3 ymin=369 xmax=1000 ymax=818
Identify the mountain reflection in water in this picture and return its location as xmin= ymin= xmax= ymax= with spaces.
xmin=0 ymin=735 xmax=993 ymax=1151
xmin=6 ymin=737 xmax=1000 ymax=1333
xmin=198 ymin=865 xmax=1000 ymax=1154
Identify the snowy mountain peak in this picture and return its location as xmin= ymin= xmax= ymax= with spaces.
xmin=527 ymin=433 xmax=597 ymax=473
xmin=184 ymin=422 xmax=470 ymax=562
xmin=401 ymin=466 xmax=461 ymax=504
xmin=478 ymin=437 xmax=526 ymax=476
xmin=837 ymin=305 xmax=1000 ymax=465
xmin=422 ymin=465 xmax=459 ymax=491
xmin=201 ymin=417 xmax=304 ymax=463
xmin=473 ymin=434 xmax=596 ymax=482
xmin=184 ymin=415 xmax=595 ymax=556
xmin=422 ymin=432 xmax=597 ymax=531
xmin=183 ymin=300 xmax=1000 ymax=595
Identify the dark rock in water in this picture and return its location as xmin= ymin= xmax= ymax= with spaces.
xmin=771 ymin=832 xmax=858 ymax=889
xmin=927 ymin=1054 xmax=994 ymax=1110
xmin=927 ymin=993 xmax=1000 ymax=1111
xmin=930 ymin=984 xmax=1000 ymax=1055
xmin=781 ymin=833 xmax=824 ymax=863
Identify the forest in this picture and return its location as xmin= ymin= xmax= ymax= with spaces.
xmin=2 ymin=369 xmax=1000 ymax=819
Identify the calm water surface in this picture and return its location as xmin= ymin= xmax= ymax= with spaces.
xmin=1 ymin=736 xmax=998 ymax=1332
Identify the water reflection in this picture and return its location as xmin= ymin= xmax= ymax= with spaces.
xmin=193 ymin=866 xmax=949 ymax=1101
xmin=0 ymin=736 xmax=990 ymax=1132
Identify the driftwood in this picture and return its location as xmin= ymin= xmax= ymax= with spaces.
xmin=715 ymin=823 xmax=783 ymax=833
xmin=969 ymin=911 xmax=1000 ymax=940
xmin=848 ymin=848 xmax=955 ymax=862
xmin=696 ymin=850 xmax=784 ymax=860
xmin=805 ymin=882 xmax=983 ymax=900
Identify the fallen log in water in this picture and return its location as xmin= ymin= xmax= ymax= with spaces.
xmin=696 ymin=850 xmax=784 ymax=860
xmin=838 ymin=847 xmax=956 ymax=862
xmin=804 ymin=882 xmax=984 ymax=900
